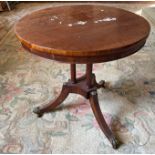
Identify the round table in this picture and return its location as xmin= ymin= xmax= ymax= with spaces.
xmin=15 ymin=5 xmax=150 ymax=149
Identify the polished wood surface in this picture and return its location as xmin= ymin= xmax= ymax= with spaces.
xmin=15 ymin=5 xmax=150 ymax=63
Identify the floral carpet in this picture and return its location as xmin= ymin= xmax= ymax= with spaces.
xmin=0 ymin=2 xmax=155 ymax=154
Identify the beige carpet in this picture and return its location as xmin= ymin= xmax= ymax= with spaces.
xmin=0 ymin=2 xmax=155 ymax=153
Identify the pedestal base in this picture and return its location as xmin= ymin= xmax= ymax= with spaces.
xmin=33 ymin=64 xmax=120 ymax=149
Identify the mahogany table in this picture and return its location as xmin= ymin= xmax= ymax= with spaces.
xmin=15 ymin=5 xmax=150 ymax=149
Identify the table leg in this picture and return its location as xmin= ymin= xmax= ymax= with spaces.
xmin=89 ymin=91 xmax=119 ymax=149
xmin=86 ymin=63 xmax=93 ymax=88
xmin=70 ymin=64 xmax=76 ymax=83
xmin=33 ymin=84 xmax=69 ymax=117
xmin=33 ymin=63 xmax=120 ymax=149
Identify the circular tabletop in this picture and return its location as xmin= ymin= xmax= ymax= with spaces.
xmin=15 ymin=5 xmax=150 ymax=64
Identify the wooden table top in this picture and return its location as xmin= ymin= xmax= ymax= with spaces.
xmin=15 ymin=5 xmax=150 ymax=63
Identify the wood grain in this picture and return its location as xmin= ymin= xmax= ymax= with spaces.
xmin=15 ymin=5 xmax=150 ymax=63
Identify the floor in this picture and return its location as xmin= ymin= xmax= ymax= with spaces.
xmin=142 ymin=7 xmax=155 ymax=25
xmin=0 ymin=2 xmax=155 ymax=153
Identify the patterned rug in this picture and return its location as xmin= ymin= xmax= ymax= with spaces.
xmin=0 ymin=2 xmax=155 ymax=153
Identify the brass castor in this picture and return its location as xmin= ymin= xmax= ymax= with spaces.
xmin=111 ymin=137 xmax=120 ymax=149
xmin=33 ymin=107 xmax=43 ymax=117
